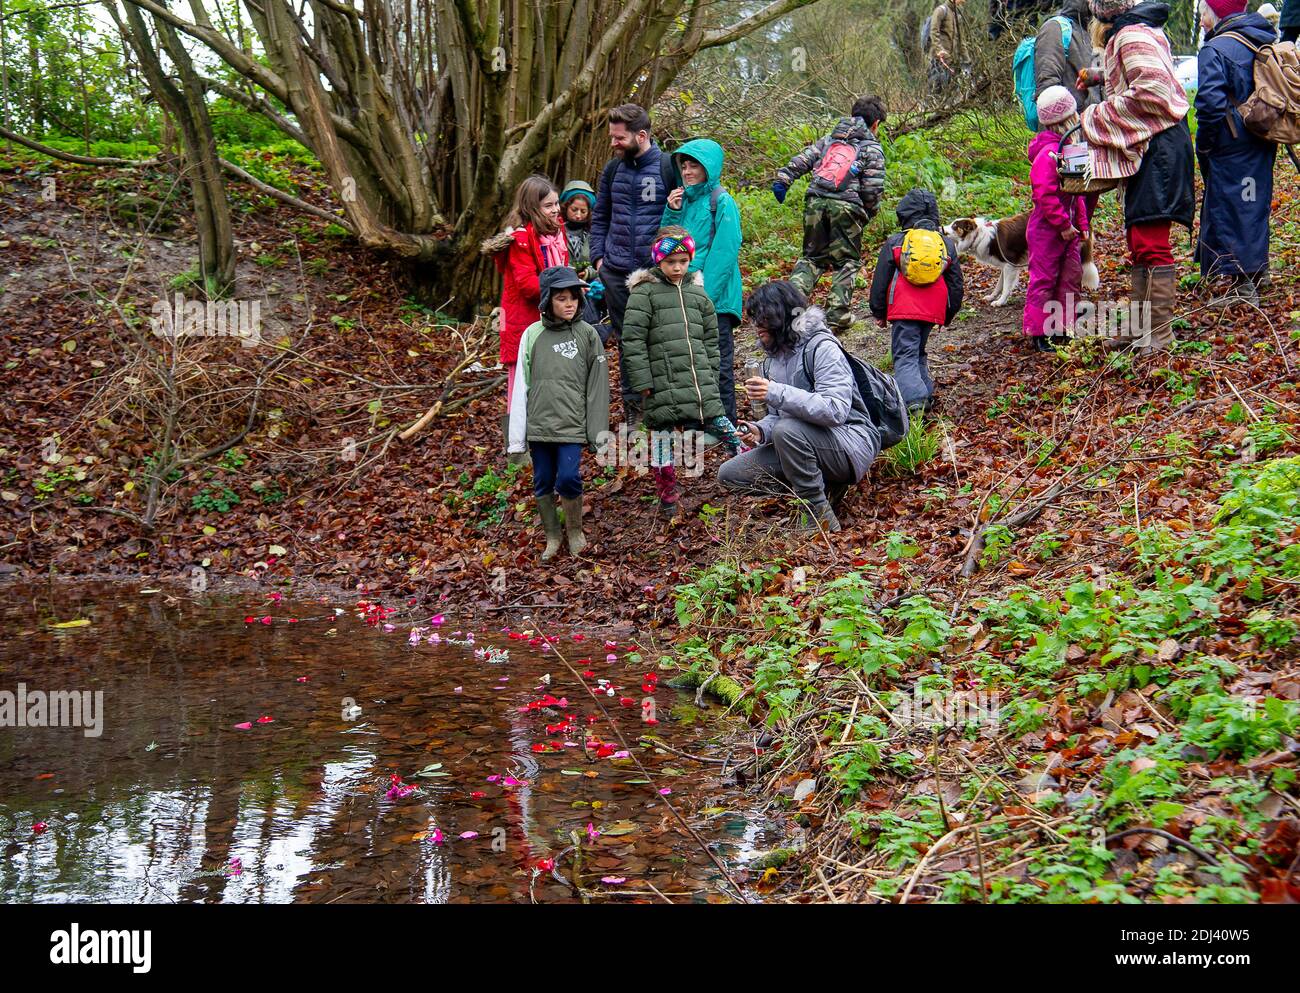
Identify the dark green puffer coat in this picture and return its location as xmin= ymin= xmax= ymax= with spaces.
xmin=621 ymin=267 xmax=725 ymax=429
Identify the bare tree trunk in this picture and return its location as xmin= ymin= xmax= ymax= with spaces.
xmin=1 ymin=0 xmax=10 ymax=130
xmin=115 ymin=2 xmax=237 ymax=296
xmin=27 ymin=23 xmax=41 ymax=134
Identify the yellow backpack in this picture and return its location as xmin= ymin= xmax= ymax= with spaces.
xmin=898 ymin=229 xmax=948 ymax=286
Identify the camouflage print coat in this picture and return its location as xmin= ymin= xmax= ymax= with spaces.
xmin=775 ymin=116 xmax=886 ymax=216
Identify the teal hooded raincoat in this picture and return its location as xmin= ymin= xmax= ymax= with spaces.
xmin=661 ymin=138 xmax=743 ymax=321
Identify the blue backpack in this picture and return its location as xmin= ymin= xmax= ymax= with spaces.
xmin=1013 ymin=16 xmax=1073 ymax=131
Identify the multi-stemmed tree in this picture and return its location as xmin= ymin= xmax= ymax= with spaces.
xmin=90 ymin=0 xmax=817 ymax=310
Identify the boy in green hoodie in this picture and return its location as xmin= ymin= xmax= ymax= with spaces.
xmin=507 ymin=267 xmax=610 ymax=559
xmin=662 ymin=138 xmax=743 ymax=422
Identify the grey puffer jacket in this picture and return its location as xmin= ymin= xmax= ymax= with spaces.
xmin=753 ymin=307 xmax=880 ymax=482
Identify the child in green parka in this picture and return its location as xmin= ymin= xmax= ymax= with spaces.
xmin=621 ymin=226 xmax=742 ymax=517
xmin=507 ymin=266 xmax=610 ymax=560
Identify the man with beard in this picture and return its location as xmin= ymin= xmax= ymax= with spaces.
xmin=590 ymin=103 xmax=671 ymax=429
xmin=718 ymin=281 xmax=881 ymax=533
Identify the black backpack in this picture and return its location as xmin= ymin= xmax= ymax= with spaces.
xmin=799 ymin=332 xmax=911 ymax=449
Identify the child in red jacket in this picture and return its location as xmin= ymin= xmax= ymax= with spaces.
xmin=868 ymin=188 xmax=964 ymax=414
xmin=482 ymin=175 xmax=569 ymax=416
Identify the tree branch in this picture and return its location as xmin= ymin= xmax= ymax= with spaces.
xmin=700 ymin=0 xmax=818 ymax=49
xmin=0 ymin=124 xmax=156 ymax=167
xmin=218 ymin=157 xmax=356 ymax=233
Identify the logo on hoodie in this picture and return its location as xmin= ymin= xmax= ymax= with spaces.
xmin=552 ymin=339 xmax=578 ymax=360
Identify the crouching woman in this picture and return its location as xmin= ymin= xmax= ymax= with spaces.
xmin=717 ymin=281 xmax=880 ymax=533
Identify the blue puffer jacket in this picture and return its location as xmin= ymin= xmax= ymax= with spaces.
xmin=590 ymin=143 xmax=670 ymax=273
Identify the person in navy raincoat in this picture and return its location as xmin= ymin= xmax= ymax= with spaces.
xmin=1195 ymin=0 xmax=1278 ymax=308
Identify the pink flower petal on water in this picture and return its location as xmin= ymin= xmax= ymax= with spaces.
xmin=459 ymin=831 xmax=478 ymax=840
xmin=453 ymin=686 xmax=463 ymax=694
xmin=600 ymin=876 xmax=626 ymax=885
xmin=503 ymin=776 xmax=525 ymax=787
xmin=234 ymin=722 xmax=253 ymax=730
xmin=486 ymin=775 xmax=500 ymax=783
xmin=256 ymin=715 xmax=274 ymax=724
xmin=658 ymin=788 xmax=672 ymax=795
xmin=431 ymin=615 xmax=445 ymax=626
xmin=296 ymin=676 xmax=309 ymax=683
xmin=605 ymin=654 xmax=618 ymax=662
xmin=604 ymin=640 xmax=617 ymax=648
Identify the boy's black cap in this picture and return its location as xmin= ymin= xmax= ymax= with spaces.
xmin=539 ymin=266 xmax=589 ymax=315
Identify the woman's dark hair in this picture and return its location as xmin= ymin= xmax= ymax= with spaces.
xmin=744 ymin=281 xmax=808 ymax=353
xmin=851 ymin=95 xmax=887 ymax=128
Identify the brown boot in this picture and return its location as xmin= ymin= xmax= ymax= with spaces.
xmin=1109 ymin=265 xmax=1149 ymax=351
xmin=1142 ymin=264 xmax=1178 ymax=353
xmin=536 ymin=494 xmax=563 ymax=561
xmin=560 ymin=495 xmax=587 ymax=556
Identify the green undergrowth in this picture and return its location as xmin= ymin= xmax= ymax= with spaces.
xmin=664 ymin=457 xmax=1300 ymax=903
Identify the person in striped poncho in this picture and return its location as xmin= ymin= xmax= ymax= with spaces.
xmin=1079 ymin=0 xmax=1195 ymax=352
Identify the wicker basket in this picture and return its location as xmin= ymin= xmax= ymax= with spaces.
xmin=1057 ymin=125 xmax=1120 ymax=194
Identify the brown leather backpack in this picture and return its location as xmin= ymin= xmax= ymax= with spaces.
xmin=1221 ymin=32 xmax=1300 ymax=169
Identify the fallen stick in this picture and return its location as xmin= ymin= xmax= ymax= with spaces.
xmin=1103 ymin=827 xmax=1220 ymax=866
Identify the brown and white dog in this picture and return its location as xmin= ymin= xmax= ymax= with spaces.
xmin=944 ymin=212 xmax=1098 ymax=307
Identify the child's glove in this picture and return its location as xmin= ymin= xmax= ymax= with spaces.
xmin=587 ymin=279 xmax=604 ymax=301
xmin=772 ymin=181 xmax=788 ymax=204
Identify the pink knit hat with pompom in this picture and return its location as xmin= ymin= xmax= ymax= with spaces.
xmin=1036 ymin=86 xmax=1078 ymax=127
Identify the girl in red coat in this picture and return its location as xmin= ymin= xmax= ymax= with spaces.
xmin=483 ymin=176 xmax=569 ymax=414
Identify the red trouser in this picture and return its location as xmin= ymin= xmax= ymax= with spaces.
xmin=1126 ymin=221 xmax=1174 ymax=267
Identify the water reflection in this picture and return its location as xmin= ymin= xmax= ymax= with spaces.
xmin=0 ymin=582 xmax=772 ymax=903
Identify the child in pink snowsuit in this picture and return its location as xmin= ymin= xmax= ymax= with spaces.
xmin=1024 ymin=85 xmax=1089 ymax=350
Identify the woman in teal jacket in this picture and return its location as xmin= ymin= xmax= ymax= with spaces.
xmin=663 ymin=138 xmax=743 ymax=422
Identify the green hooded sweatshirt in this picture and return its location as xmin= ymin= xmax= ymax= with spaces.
xmin=660 ymin=138 xmax=743 ymax=321
xmin=507 ymin=268 xmax=609 ymax=452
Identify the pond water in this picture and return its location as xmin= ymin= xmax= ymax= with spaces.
xmin=0 ymin=581 xmax=777 ymax=903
